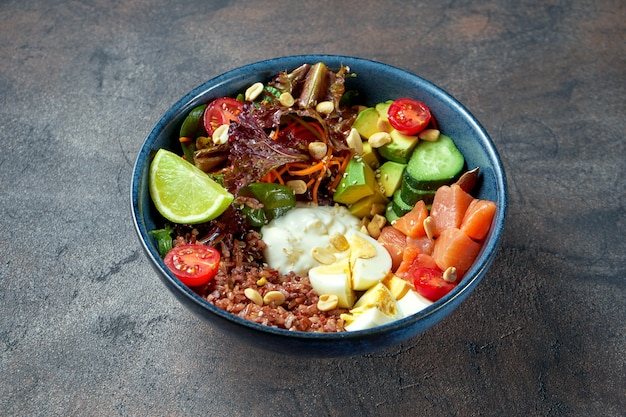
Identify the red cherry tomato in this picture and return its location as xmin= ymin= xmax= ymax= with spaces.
xmin=387 ymin=98 xmax=432 ymax=135
xmin=411 ymin=267 xmax=456 ymax=302
xmin=163 ymin=244 xmax=220 ymax=287
xmin=202 ymin=97 xmax=244 ymax=135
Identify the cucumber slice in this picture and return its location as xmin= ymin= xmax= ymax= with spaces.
xmin=404 ymin=134 xmax=465 ymax=190
xmin=402 ymin=170 xmax=453 ymax=192
xmin=391 ymin=189 xmax=413 ymax=216
xmin=400 ymin=179 xmax=437 ymax=206
xmin=385 ymin=202 xmax=401 ymax=224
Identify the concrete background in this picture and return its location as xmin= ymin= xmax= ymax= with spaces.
xmin=1 ymin=0 xmax=624 ymax=416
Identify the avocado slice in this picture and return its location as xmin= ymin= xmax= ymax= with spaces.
xmin=352 ymin=107 xmax=381 ymax=140
xmin=361 ymin=141 xmax=380 ymax=169
xmin=375 ymin=100 xmax=393 ymax=122
xmin=377 ymin=161 xmax=406 ymax=197
xmin=348 ymin=186 xmax=389 ymax=218
xmin=377 ymin=129 xmax=419 ymax=164
xmin=333 ymin=158 xmax=377 ymax=205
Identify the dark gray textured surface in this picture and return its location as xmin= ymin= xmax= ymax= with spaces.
xmin=1 ymin=1 xmax=624 ymax=416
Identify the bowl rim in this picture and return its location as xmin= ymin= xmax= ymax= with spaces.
xmin=131 ymin=54 xmax=507 ymax=341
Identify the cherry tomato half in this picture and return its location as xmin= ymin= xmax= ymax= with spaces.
xmin=387 ymin=98 xmax=432 ymax=135
xmin=163 ymin=244 xmax=220 ymax=287
xmin=411 ymin=267 xmax=456 ymax=302
xmin=202 ymin=97 xmax=244 ymax=136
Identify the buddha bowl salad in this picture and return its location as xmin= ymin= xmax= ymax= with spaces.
xmin=148 ymin=62 xmax=497 ymax=332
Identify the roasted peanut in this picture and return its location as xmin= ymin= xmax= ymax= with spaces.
xmin=370 ymin=203 xmax=387 ymax=217
xmin=367 ymin=214 xmax=386 ymax=238
xmin=263 ymin=290 xmax=286 ymax=306
xmin=443 ymin=266 xmax=457 ymax=283
xmin=346 ymin=128 xmax=363 ymax=155
xmin=367 ymin=221 xmax=382 ymax=239
xmin=279 ymin=92 xmax=295 ymax=107
xmin=244 ymin=288 xmax=263 ymax=306
xmin=371 ymin=213 xmax=387 ymax=230
xmin=312 ymin=247 xmax=337 ymax=265
xmin=244 ymin=82 xmax=264 ymax=101
xmin=418 ymin=128 xmax=440 ymax=142
xmin=212 ymin=124 xmax=229 ymax=145
xmin=315 ymin=100 xmax=334 ymax=114
xmin=308 ymin=141 xmax=328 ymax=160
xmin=330 ymin=233 xmax=350 ymax=252
xmin=423 ymin=216 xmax=436 ymax=240
xmin=317 ymin=294 xmax=339 ymax=311
xmin=368 ymin=131 xmax=392 ymax=148
xmin=286 ymin=179 xmax=307 ymax=195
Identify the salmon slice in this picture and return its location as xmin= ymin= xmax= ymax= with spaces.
xmin=430 ymin=184 xmax=474 ymax=237
xmin=461 ymin=199 xmax=497 ymax=241
xmin=392 ymin=200 xmax=428 ymax=238
xmin=432 ymin=227 xmax=482 ymax=278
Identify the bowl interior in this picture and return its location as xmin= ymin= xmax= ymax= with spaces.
xmin=131 ymin=55 xmax=507 ymax=356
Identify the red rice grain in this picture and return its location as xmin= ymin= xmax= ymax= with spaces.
xmin=200 ymin=230 xmax=348 ymax=332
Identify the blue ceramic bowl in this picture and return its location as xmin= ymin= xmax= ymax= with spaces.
xmin=131 ymin=55 xmax=507 ymax=357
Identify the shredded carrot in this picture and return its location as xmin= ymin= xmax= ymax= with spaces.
xmin=276 ymin=165 xmax=290 ymax=176
xmin=261 ymin=169 xmax=281 ymax=184
xmin=307 ymin=121 xmax=326 ymax=143
xmin=290 ymin=125 xmax=315 ymax=141
xmin=288 ymin=162 xmax=326 ymax=176
xmin=311 ymin=173 xmax=326 ymax=205
xmin=287 ymin=116 xmax=325 ymax=142
xmin=284 ymin=162 xmax=313 ymax=170
xmin=329 ymin=171 xmax=344 ymax=192
xmin=258 ymin=117 xmax=352 ymax=204
xmin=179 ymin=136 xmax=193 ymax=143
xmin=329 ymin=151 xmax=351 ymax=191
xmin=339 ymin=152 xmax=351 ymax=170
xmin=260 ymin=171 xmax=274 ymax=183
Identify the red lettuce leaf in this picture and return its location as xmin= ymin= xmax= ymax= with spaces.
xmin=223 ymin=105 xmax=309 ymax=193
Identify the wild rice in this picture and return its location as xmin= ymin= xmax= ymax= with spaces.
xmin=199 ymin=230 xmax=348 ymax=332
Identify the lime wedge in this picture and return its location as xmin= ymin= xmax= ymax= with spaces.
xmin=149 ymin=148 xmax=234 ymax=224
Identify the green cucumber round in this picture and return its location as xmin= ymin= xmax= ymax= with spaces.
xmin=391 ymin=189 xmax=413 ymax=216
xmin=400 ymin=179 xmax=437 ymax=206
xmin=404 ymin=134 xmax=465 ymax=190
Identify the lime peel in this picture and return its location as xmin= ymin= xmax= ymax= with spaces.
xmin=149 ymin=148 xmax=234 ymax=224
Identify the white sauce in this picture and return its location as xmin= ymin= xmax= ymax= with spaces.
xmin=260 ymin=204 xmax=360 ymax=276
